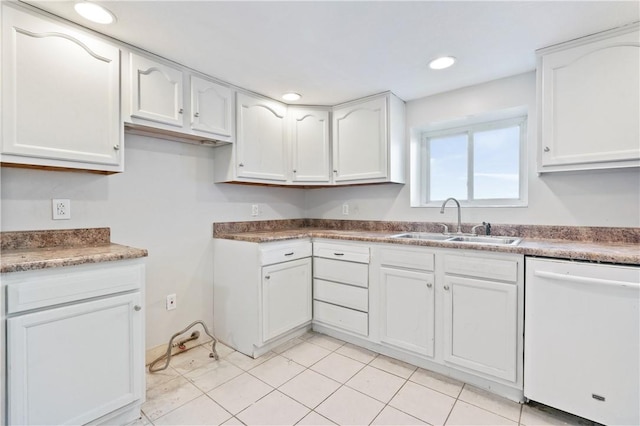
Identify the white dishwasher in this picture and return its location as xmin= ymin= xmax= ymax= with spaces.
xmin=524 ymin=257 xmax=640 ymax=425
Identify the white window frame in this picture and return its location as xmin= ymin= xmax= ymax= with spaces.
xmin=416 ymin=115 xmax=528 ymax=207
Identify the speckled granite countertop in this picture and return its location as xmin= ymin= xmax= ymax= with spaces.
xmin=1 ymin=228 xmax=148 ymax=273
xmin=213 ymin=220 xmax=640 ymax=266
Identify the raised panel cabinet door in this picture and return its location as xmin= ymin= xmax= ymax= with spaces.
xmin=539 ymin=27 xmax=639 ymax=169
xmin=190 ymin=75 xmax=233 ymax=140
xmin=236 ymin=93 xmax=288 ymax=181
xmin=262 ymin=258 xmax=312 ymax=342
xmin=289 ymin=108 xmax=330 ymax=183
xmin=332 ymin=96 xmax=387 ymax=182
xmin=442 ymin=275 xmax=517 ymax=382
xmin=1 ymin=6 xmax=121 ymax=166
xmin=7 ymin=292 xmax=144 ymax=426
xmin=130 ymin=53 xmax=184 ymax=127
xmin=379 ymin=267 xmax=435 ymax=357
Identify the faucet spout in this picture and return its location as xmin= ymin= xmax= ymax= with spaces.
xmin=440 ymin=197 xmax=462 ymax=234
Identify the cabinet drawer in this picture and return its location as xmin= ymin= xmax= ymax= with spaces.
xmin=5 ymin=261 xmax=145 ymax=314
xmin=313 ymin=300 xmax=368 ymax=336
xmin=260 ymin=240 xmax=312 ymax=265
xmin=314 ymin=257 xmax=368 ymax=288
xmin=313 ymin=242 xmax=370 ymax=263
xmin=314 ymin=279 xmax=368 ymax=312
xmin=379 ymin=247 xmax=435 ymax=271
xmin=444 ymin=254 xmax=518 ymax=283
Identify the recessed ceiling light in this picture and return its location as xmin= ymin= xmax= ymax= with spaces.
xmin=429 ymin=56 xmax=456 ymax=70
xmin=74 ymin=1 xmax=116 ymax=24
xmin=282 ymin=92 xmax=301 ymax=101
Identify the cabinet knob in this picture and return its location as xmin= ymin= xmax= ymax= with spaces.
xmin=544 ymin=146 xmax=550 ymax=152
xmin=194 ymin=112 xmax=200 ymax=118
xmin=427 ymin=282 xmax=433 ymax=288
xmin=178 ymin=108 xmax=184 ymax=114
xmin=113 ymin=144 xmax=120 ymax=151
xmin=134 ymin=305 xmax=142 ymax=311
xmin=293 ymin=169 xmax=297 ymax=173
xmin=443 ymin=285 xmax=450 ymax=291
xmin=333 ymin=170 xmax=338 ymax=173
xmin=238 ymin=163 xmax=244 ymax=167
xmin=265 ymin=275 xmax=271 ymax=280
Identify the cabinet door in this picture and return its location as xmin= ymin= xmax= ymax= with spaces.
xmin=442 ymin=275 xmax=517 ymax=381
xmin=289 ymin=108 xmax=330 ymax=183
xmin=190 ymin=75 xmax=233 ymax=140
xmin=332 ymin=96 xmax=387 ymax=182
xmin=1 ymin=6 xmax=121 ymax=167
xmin=379 ymin=267 xmax=435 ymax=357
xmin=262 ymin=258 xmax=312 ymax=342
xmin=236 ymin=93 xmax=288 ymax=181
xmin=130 ymin=53 xmax=184 ymax=127
xmin=8 ymin=292 xmax=144 ymax=426
xmin=539 ymin=28 xmax=639 ymax=170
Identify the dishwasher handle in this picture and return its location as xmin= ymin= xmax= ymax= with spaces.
xmin=533 ymin=270 xmax=640 ymax=290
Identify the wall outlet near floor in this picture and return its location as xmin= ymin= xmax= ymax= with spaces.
xmin=342 ymin=203 xmax=349 ymax=215
xmin=166 ymin=294 xmax=177 ymax=311
xmin=251 ymin=204 xmax=260 ymax=216
xmin=52 ymin=199 xmax=71 ymax=220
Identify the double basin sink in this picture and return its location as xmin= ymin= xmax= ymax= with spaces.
xmin=391 ymin=232 xmax=522 ymax=246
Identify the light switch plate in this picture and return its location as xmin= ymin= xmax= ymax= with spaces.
xmin=52 ymin=199 xmax=71 ymax=220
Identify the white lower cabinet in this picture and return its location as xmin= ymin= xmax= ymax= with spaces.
xmin=3 ymin=260 xmax=146 ymax=426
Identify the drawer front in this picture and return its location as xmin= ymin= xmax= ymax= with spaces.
xmin=313 ymin=242 xmax=370 ymax=264
xmin=260 ymin=240 xmax=312 ymax=265
xmin=313 ymin=300 xmax=368 ymax=336
xmin=5 ymin=261 xmax=145 ymax=314
xmin=314 ymin=279 xmax=368 ymax=312
xmin=379 ymin=246 xmax=435 ymax=272
xmin=444 ymin=254 xmax=519 ymax=283
xmin=314 ymin=257 xmax=369 ymax=288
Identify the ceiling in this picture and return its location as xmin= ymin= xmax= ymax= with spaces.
xmin=24 ymin=1 xmax=639 ymax=105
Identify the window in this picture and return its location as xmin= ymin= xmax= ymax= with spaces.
xmin=416 ymin=115 xmax=527 ymax=206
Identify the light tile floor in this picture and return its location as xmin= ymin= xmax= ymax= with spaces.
xmin=132 ymin=332 xmax=600 ymax=426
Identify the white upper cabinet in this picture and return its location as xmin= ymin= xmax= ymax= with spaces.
xmin=537 ymin=24 xmax=640 ymax=172
xmin=332 ymin=93 xmax=405 ymax=184
xmin=289 ymin=107 xmax=331 ymax=184
xmin=1 ymin=5 xmax=122 ymax=173
xmin=190 ymin=75 xmax=234 ymax=140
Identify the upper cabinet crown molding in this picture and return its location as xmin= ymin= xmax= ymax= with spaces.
xmin=537 ymin=23 xmax=640 ymax=173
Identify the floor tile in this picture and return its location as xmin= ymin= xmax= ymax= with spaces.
xmin=153 ymin=394 xmax=232 ymax=425
xmin=125 ymin=412 xmax=152 ymax=426
xmin=171 ymin=346 xmax=222 ymax=375
xmin=225 ymin=350 xmax=276 ymax=371
xmin=315 ymin=386 xmax=385 ymax=426
xmin=273 ymin=337 xmax=304 ymax=354
xmin=282 ymin=341 xmax=332 ymax=367
xmin=335 ymin=342 xmax=377 ymax=364
xmin=299 ymin=330 xmax=318 ymax=341
xmin=389 ymin=381 xmax=456 ymax=425
xmin=371 ymin=406 xmax=428 ymax=425
xmin=520 ymin=402 xmax=593 ymax=425
xmin=458 ymin=385 xmax=522 ymax=422
xmin=249 ymin=355 xmax=306 ymax=387
xmin=142 ymin=376 xmax=203 ymax=421
xmin=310 ymin=352 xmax=366 ymax=383
xmin=307 ymin=334 xmax=345 ymax=351
xmin=446 ymin=400 xmax=518 ymax=425
xmin=221 ymin=417 xmax=244 ymax=425
xmin=237 ymin=391 xmax=309 ymax=426
xmin=207 ymin=373 xmax=273 ymax=415
xmin=279 ymin=369 xmax=341 ymax=409
xmin=186 ymin=359 xmax=244 ymax=392
xmin=370 ymin=354 xmax=417 ymax=379
xmin=346 ymin=365 xmax=406 ymax=403
xmin=145 ymin=365 xmax=181 ymax=390
xmin=409 ymin=368 xmax=464 ymax=398
xmin=212 ymin=341 xmax=236 ymax=358
xmin=296 ymin=411 xmax=337 ymax=425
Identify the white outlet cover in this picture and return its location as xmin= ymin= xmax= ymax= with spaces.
xmin=52 ymin=199 xmax=71 ymax=220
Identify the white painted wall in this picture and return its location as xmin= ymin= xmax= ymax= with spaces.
xmin=305 ymin=72 xmax=640 ymax=227
xmin=0 ymin=134 xmax=306 ymax=349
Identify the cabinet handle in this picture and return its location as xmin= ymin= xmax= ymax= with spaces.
xmin=443 ymin=285 xmax=450 ymax=291
xmin=333 ymin=252 xmax=344 ymax=256
xmin=265 ymin=275 xmax=271 ymax=280
xmin=134 ymin=305 xmax=142 ymax=311
xmin=178 ymin=108 xmax=184 ymax=114
xmin=544 ymin=146 xmax=550 ymax=152
xmin=113 ymin=144 xmax=120 ymax=151
xmin=284 ymin=252 xmax=294 ymax=256
xmin=238 ymin=163 xmax=244 ymax=167
xmin=427 ymin=282 xmax=433 ymax=288
xmin=194 ymin=112 xmax=200 ymax=118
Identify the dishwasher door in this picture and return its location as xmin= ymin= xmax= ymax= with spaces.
xmin=524 ymin=257 xmax=640 ymax=426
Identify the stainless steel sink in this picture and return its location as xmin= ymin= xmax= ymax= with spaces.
xmin=390 ymin=232 xmax=521 ymax=246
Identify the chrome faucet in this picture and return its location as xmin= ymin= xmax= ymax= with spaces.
xmin=440 ymin=197 xmax=462 ymax=234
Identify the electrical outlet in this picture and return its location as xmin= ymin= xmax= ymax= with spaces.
xmin=52 ymin=199 xmax=71 ymax=220
xmin=251 ymin=204 xmax=259 ymax=216
xmin=166 ymin=294 xmax=177 ymax=311
xmin=342 ymin=203 xmax=349 ymax=215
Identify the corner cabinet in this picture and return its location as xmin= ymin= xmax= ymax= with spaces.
xmin=537 ymin=23 xmax=640 ymax=172
xmin=1 ymin=5 xmax=123 ymax=173
xmin=289 ymin=107 xmax=331 ymax=185
xmin=332 ymin=93 xmax=405 ymax=184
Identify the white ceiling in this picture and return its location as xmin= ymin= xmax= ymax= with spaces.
xmin=25 ymin=0 xmax=640 ymax=105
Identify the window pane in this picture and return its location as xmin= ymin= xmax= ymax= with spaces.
xmin=429 ymin=133 xmax=468 ymax=201
xmin=473 ymin=126 xmax=520 ymax=200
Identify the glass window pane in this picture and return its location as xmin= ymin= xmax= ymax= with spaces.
xmin=429 ymin=133 xmax=468 ymax=201
xmin=473 ymin=126 xmax=520 ymax=200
